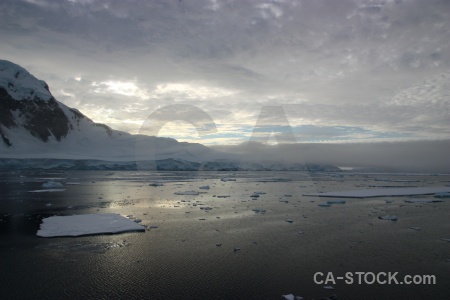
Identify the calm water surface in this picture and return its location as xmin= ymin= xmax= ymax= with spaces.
xmin=0 ymin=170 xmax=449 ymax=299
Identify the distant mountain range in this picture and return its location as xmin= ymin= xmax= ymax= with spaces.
xmin=0 ymin=60 xmax=341 ymax=171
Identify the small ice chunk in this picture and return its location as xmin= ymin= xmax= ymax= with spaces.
xmin=378 ymin=215 xmax=398 ymax=221
xmin=28 ymin=189 xmax=66 ymax=193
xmin=433 ymin=192 xmax=450 ymax=198
xmin=217 ymin=195 xmax=230 ymax=198
xmin=285 ymin=219 xmax=294 ymax=223
xmin=221 ymin=178 xmax=236 ymax=182
xmin=149 ymin=182 xmax=164 ymax=187
xmin=318 ymin=202 xmax=331 ymax=207
xmin=250 ymin=193 xmax=260 ymax=198
xmin=199 ymin=185 xmax=210 ymax=190
xmin=409 ymin=227 xmax=421 ymax=231
xmin=327 ymin=199 xmax=346 ymax=204
xmin=233 ymin=247 xmax=241 ymax=252
xmin=42 ymin=181 xmax=64 ymax=188
xmin=323 ymin=285 xmax=334 ymax=290
xmin=404 ymin=199 xmax=443 ymax=203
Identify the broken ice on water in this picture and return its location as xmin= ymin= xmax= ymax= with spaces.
xmin=326 ymin=199 xmax=346 ymax=204
xmin=29 ymin=189 xmax=66 ymax=193
xmin=433 ymin=192 xmax=450 ymax=198
xmin=378 ymin=215 xmax=398 ymax=221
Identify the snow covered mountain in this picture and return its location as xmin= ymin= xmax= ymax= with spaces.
xmin=0 ymin=60 xmax=223 ymax=163
xmin=0 ymin=60 xmax=341 ymax=171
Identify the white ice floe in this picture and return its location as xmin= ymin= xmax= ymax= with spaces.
xmin=29 ymin=189 xmax=66 ymax=193
xmin=378 ymin=215 xmax=398 ymax=221
xmin=304 ymin=187 xmax=450 ymax=198
xmin=37 ymin=213 xmax=145 ymax=237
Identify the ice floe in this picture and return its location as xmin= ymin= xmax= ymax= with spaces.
xmin=404 ymin=199 xmax=444 ymax=203
xmin=304 ymin=187 xmax=450 ymax=198
xmin=378 ymin=215 xmax=398 ymax=221
xmin=433 ymin=192 xmax=450 ymax=198
xmin=199 ymin=185 xmax=210 ymax=190
xmin=29 ymin=189 xmax=66 ymax=193
xmin=37 ymin=213 xmax=145 ymax=237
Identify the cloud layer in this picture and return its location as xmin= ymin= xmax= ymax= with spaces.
xmin=1 ymin=0 xmax=449 ymax=145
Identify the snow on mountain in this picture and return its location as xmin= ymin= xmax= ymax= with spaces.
xmin=0 ymin=60 xmax=342 ymax=171
xmin=0 ymin=59 xmax=223 ymax=163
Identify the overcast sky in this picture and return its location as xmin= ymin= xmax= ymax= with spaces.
xmin=1 ymin=0 xmax=449 ymax=146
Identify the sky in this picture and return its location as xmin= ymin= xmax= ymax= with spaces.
xmin=1 ymin=0 xmax=450 ymax=147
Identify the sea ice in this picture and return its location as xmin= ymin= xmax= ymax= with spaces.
xmin=29 ymin=189 xmax=66 ymax=193
xmin=327 ymin=199 xmax=346 ymax=204
xmin=304 ymin=187 xmax=450 ymax=198
xmin=404 ymin=199 xmax=444 ymax=203
xmin=317 ymin=202 xmax=331 ymax=207
xmin=37 ymin=213 xmax=145 ymax=237
xmin=433 ymin=192 xmax=450 ymax=198
xmin=378 ymin=215 xmax=398 ymax=221
xmin=42 ymin=181 xmax=64 ymax=188
xmin=199 ymin=185 xmax=210 ymax=190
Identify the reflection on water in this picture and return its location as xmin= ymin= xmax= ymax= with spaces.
xmin=0 ymin=170 xmax=449 ymax=299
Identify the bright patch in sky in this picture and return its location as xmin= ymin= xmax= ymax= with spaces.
xmin=92 ymin=80 xmax=148 ymax=99
xmin=152 ymin=83 xmax=237 ymax=99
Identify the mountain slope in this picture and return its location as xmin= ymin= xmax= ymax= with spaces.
xmin=0 ymin=60 xmax=222 ymax=162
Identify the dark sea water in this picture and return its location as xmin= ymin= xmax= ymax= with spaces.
xmin=0 ymin=170 xmax=449 ymax=300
